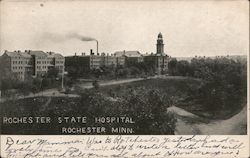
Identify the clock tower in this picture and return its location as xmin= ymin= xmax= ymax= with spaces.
xmin=156 ymin=32 xmax=164 ymax=55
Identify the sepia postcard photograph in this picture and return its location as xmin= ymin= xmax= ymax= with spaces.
xmin=0 ymin=0 xmax=250 ymax=158
xmin=0 ymin=0 xmax=249 ymax=157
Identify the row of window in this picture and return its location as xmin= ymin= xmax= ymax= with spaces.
xmin=13 ymin=60 xmax=64 ymax=65
xmin=36 ymin=66 xmax=47 ymax=69
xmin=12 ymin=61 xmax=31 ymax=65
xmin=55 ymin=61 xmax=64 ymax=64
xmin=12 ymin=66 xmax=23 ymax=70
xmin=37 ymin=61 xmax=53 ymax=64
xmin=36 ymin=61 xmax=64 ymax=64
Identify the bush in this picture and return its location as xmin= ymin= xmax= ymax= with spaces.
xmin=92 ymin=80 xmax=100 ymax=90
xmin=177 ymin=57 xmax=247 ymax=118
xmin=79 ymin=88 xmax=177 ymax=134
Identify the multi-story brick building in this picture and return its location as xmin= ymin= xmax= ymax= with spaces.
xmin=0 ymin=50 xmax=65 ymax=80
xmin=65 ymin=50 xmax=119 ymax=71
xmin=114 ymin=50 xmax=143 ymax=66
xmin=65 ymin=50 xmax=103 ymax=71
xmin=103 ymin=54 xmax=117 ymax=67
xmin=65 ymin=33 xmax=170 ymax=74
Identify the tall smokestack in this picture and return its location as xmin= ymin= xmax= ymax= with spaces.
xmin=96 ymin=40 xmax=98 ymax=54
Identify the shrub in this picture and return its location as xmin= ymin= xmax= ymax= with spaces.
xmin=79 ymin=88 xmax=177 ymax=134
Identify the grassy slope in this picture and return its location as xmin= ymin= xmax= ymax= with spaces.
xmin=2 ymin=77 xmax=245 ymax=120
xmin=99 ymin=77 xmax=201 ymax=100
xmin=1 ymin=77 xmax=246 ymax=134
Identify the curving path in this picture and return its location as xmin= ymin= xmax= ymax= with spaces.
xmin=168 ymin=106 xmax=247 ymax=135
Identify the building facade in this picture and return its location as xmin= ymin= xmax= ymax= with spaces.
xmin=0 ymin=50 xmax=65 ymax=80
xmin=114 ymin=50 xmax=143 ymax=66
xmin=65 ymin=50 xmax=122 ymax=71
xmin=144 ymin=33 xmax=170 ymax=74
xmin=65 ymin=33 xmax=170 ymax=74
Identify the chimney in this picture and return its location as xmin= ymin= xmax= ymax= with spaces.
xmin=96 ymin=40 xmax=98 ymax=54
xmin=90 ymin=49 xmax=94 ymax=55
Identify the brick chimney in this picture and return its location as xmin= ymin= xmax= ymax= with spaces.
xmin=90 ymin=49 xmax=94 ymax=55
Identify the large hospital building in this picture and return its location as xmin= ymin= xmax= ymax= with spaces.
xmin=65 ymin=33 xmax=170 ymax=73
xmin=0 ymin=33 xmax=170 ymax=80
xmin=0 ymin=50 xmax=64 ymax=80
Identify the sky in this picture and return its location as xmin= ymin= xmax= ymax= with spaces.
xmin=0 ymin=0 xmax=249 ymax=57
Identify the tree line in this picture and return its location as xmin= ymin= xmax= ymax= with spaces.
xmin=0 ymin=67 xmax=61 ymax=98
xmin=168 ymin=57 xmax=247 ymax=117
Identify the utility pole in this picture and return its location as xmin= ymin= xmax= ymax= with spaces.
xmin=61 ymin=66 xmax=64 ymax=90
xmin=96 ymin=40 xmax=98 ymax=54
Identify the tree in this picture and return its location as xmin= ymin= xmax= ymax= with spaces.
xmin=92 ymin=80 xmax=100 ymax=90
xmin=120 ymin=88 xmax=177 ymax=134
xmin=183 ymin=57 xmax=247 ymax=116
xmin=47 ymin=67 xmax=59 ymax=78
xmin=78 ymin=87 xmax=177 ymax=134
xmin=176 ymin=60 xmax=190 ymax=76
xmin=168 ymin=58 xmax=177 ymax=75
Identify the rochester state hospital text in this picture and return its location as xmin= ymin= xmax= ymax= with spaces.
xmin=2 ymin=116 xmax=135 ymax=134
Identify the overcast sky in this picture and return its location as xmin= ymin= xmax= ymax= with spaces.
xmin=0 ymin=0 xmax=249 ymax=57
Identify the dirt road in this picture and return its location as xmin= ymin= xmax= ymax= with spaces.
xmin=78 ymin=77 xmax=148 ymax=89
xmin=168 ymin=106 xmax=247 ymax=135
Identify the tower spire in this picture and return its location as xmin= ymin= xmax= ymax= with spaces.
xmin=156 ymin=33 xmax=164 ymax=54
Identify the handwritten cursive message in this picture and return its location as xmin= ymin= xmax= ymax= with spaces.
xmin=1 ymin=135 xmax=248 ymax=158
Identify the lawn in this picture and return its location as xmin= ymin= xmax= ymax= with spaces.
xmin=1 ymin=76 xmax=245 ymax=134
xmin=99 ymin=77 xmax=201 ymax=101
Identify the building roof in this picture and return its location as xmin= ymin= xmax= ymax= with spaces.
xmin=20 ymin=52 xmax=32 ymax=58
xmin=2 ymin=50 xmax=64 ymax=59
xmin=4 ymin=51 xmax=22 ymax=57
xmin=28 ymin=51 xmax=47 ymax=57
xmin=114 ymin=51 xmax=142 ymax=57
xmin=54 ymin=53 xmax=64 ymax=58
